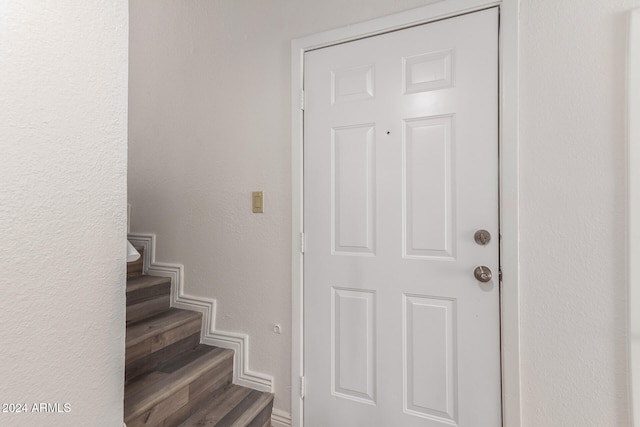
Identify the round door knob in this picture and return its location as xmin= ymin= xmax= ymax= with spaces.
xmin=474 ymin=229 xmax=491 ymax=245
xmin=474 ymin=266 xmax=492 ymax=283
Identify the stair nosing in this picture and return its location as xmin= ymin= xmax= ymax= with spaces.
xmin=124 ymin=347 xmax=234 ymax=422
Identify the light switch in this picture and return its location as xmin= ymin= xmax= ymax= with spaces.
xmin=252 ymin=191 xmax=264 ymax=213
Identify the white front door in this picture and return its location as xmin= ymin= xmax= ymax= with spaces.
xmin=303 ymin=8 xmax=500 ymax=427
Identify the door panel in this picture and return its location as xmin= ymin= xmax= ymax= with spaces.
xmin=304 ymin=8 xmax=500 ymax=426
xmin=332 ymin=124 xmax=376 ymax=255
xmin=332 ymin=287 xmax=377 ymax=403
xmin=403 ymin=295 xmax=457 ymax=422
xmin=403 ymin=115 xmax=455 ymax=260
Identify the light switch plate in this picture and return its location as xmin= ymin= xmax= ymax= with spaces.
xmin=252 ymin=191 xmax=264 ymax=213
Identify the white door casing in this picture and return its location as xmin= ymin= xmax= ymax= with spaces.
xmin=303 ymin=8 xmax=500 ymax=427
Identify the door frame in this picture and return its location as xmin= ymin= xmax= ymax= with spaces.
xmin=291 ymin=1 xmax=521 ymax=425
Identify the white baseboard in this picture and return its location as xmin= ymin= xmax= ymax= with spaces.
xmin=127 ymin=232 xmax=274 ymax=393
xmin=271 ymin=409 xmax=292 ymax=427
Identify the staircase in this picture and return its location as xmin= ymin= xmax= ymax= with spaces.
xmin=124 ymin=248 xmax=274 ymax=427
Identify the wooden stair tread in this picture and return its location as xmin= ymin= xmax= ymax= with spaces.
xmin=123 ymin=266 xmax=273 ymax=425
xmin=126 ymin=345 xmax=216 ymax=396
xmin=126 ymin=294 xmax=171 ymax=325
xmin=124 ymin=345 xmax=234 ymax=423
xmin=178 ymin=384 xmax=274 ymax=427
xmin=126 ymin=275 xmax=171 ymax=309
xmin=125 ymin=371 xmax=167 ymax=399
xmin=223 ymin=389 xmax=273 ymax=427
xmin=126 ymin=308 xmax=201 ymax=347
xmin=126 ymin=274 xmax=171 ymax=294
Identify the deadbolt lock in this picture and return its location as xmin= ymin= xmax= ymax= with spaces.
xmin=474 ymin=266 xmax=492 ymax=283
xmin=474 ymin=229 xmax=491 ymax=245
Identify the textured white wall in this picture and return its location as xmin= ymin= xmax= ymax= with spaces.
xmin=0 ymin=1 xmax=128 ymax=426
xmin=129 ymin=0 xmax=636 ymax=423
xmin=519 ymin=0 xmax=637 ymax=425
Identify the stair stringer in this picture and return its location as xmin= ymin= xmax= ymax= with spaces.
xmin=127 ymin=232 xmax=274 ymax=394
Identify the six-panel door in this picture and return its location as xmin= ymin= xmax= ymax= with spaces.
xmin=303 ymin=8 xmax=501 ymax=427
